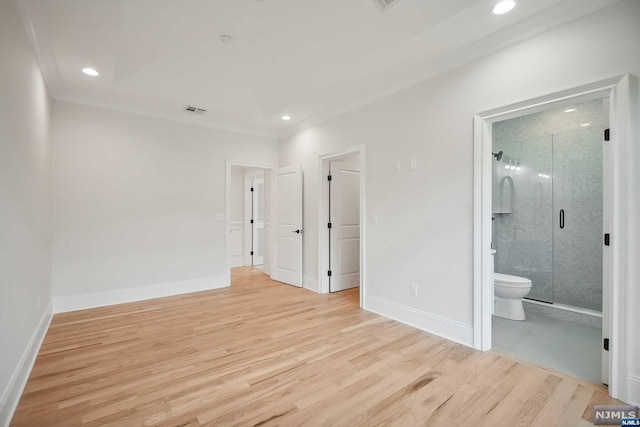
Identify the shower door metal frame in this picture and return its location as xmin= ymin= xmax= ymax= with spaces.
xmin=472 ymin=74 xmax=637 ymax=404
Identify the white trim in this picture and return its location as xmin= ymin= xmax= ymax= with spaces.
xmin=608 ymin=74 xmax=637 ymax=405
xmin=1 ymin=300 xmax=53 ymax=427
xmin=629 ymin=376 xmax=640 ymax=407
xmin=523 ymin=299 xmax=603 ymax=318
xmin=317 ymin=145 xmax=366 ymax=309
xmin=365 ymin=295 xmax=473 ymax=347
xmin=303 ymin=275 xmax=320 ymax=293
xmin=473 ymin=75 xmax=635 ymax=404
xmin=53 ymin=276 xmax=228 ymax=314
xmin=263 ymin=222 xmax=272 ymax=276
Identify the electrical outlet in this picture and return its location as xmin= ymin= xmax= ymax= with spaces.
xmin=410 ymin=284 xmax=418 ymax=297
xmin=170 ymin=264 xmax=177 ymax=274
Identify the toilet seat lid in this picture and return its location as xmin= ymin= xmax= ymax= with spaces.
xmin=494 ymin=272 xmax=531 ymax=285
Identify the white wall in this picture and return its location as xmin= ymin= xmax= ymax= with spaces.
xmin=230 ymin=167 xmax=246 ymax=223
xmin=279 ymin=0 xmax=640 ymax=400
xmin=0 ymin=0 xmax=53 ymax=421
xmin=51 ymin=101 xmax=279 ymax=310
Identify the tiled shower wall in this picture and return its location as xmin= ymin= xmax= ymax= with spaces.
xmin=492 ymin=100 xmax=604 ymax=311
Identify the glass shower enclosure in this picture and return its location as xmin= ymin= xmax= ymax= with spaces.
xmin=492 ymin=100 xmax=605 ymax=312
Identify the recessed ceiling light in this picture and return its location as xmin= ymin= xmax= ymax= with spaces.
xmin=564 ymin=108 xmax=577 ymax=113
xmin=580 ymin=123 xmax=591 ymax=127
xmin=493 ymin=0 xmax=515 ymax=15
xmin=281 ymin=115 xmax=291 ymax=121
xmin=82 ymin=67 xmax=100 ymax=77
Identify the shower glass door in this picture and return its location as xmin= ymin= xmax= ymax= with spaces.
xmin=493 ymin=98 xmax=605 ymax=311
xmin=552 ymin=128 xmax=603 ymax=311
xmin=493 ymin=134 xmax=554 ymax=303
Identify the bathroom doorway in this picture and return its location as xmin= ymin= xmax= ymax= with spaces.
xmin=473 ymin=76 xmax=640 ymax=404
xmin=490 ymin=98 xmax=608 ymax=384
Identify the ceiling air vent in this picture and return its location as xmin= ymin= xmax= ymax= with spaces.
xmin=373 ymin=0 xmax=400 ymax=12
xmin=185 ymin=106 xmax=207 ymax=114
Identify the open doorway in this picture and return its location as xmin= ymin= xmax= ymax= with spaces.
xmin=226 ymin=162 xmax=275 ymax=281
xmin=318 ymin=147 xmax=365 ymax=305
xmin=473 ymin=75 xmax=636 ymax=403
xmin=489 ymin=97 xmax=609 ymax=384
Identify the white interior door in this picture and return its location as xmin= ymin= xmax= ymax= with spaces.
xmin=252 ymin=177 xmax=265 ymax=266
xmin=272 ymin=165 xmax=303 ymax=287
xmin=329 ymin=161 xmax=360 ymax=292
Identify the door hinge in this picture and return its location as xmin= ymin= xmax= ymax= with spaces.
xmin=250 ymin=251 xmax=254 ymax=256
xmin=604 ymin=338 xmax=609 ymax=351
xmin=328 ymin=222 xmax=332 ymax=229
xmin=604 ymin=233 xmax=610 ymax=246
xmin=604 ymin=128 xmax=610 ymax=142
xmin=251 ymin=219 xmax=254 ymax=224
xmin=327 ymin=270 xmax=332 ymax=277
xmin=251 ymin=187 xmax=254 ymax=192
xmin=327 ymin=175 xmax=332 ymax=181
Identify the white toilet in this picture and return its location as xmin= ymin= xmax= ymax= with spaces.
xmin=494 ymin=272 xmax=532 ymax=321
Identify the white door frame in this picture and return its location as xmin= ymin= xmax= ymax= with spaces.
xmin=225 ymin=161 xmax=276 ymax=284
xmin=473 ymin=75 xmax=636 ymax=403
xmin=318 ymin=145 xmax=366 ymax=308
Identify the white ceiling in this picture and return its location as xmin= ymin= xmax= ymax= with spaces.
xmin=18 ymin=0 xmax=621 ymax=138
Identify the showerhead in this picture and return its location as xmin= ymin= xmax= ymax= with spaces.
xmin=493 ymin=151 xmax=503 ymax=161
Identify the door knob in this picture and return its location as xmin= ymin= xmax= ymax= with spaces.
xmin=291 ymin=229 xmax=302 ymax=234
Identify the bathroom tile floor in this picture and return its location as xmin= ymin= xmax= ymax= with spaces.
xmin=492 ymin=312 xmax=603 ymax=384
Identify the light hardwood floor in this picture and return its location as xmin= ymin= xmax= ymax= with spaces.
xmin=12 ymin=267 xmax=618 ymax=426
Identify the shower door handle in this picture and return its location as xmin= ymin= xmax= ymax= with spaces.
xmin=559 ymin=209 xmax=565 ymax=229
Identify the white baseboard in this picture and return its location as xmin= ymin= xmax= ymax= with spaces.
xmin=629 ymin=375 xmax=640 ymax=407
xmin=303 ymin=275 xmax=320 ymax=293
xmin=54 ymin=275 xmax=229 ymax=313
xmin=364 ymin=295 xmax=474 ymax=348
xmin=1 ymin=300 xmax=53 ymax=427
